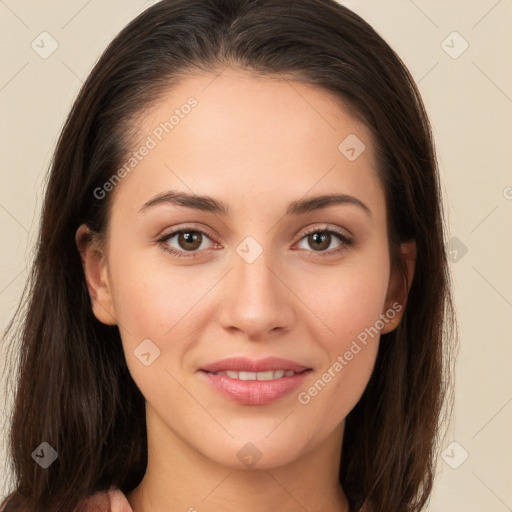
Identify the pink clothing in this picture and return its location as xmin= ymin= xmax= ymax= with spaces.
xmin=74 ymin=487 xmax=133 ymax=512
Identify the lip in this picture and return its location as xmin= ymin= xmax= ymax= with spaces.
xmin=199 ymin=356 xmax=312 ymax=373
xmin=198 ymin=368 xmax=312 ymax=405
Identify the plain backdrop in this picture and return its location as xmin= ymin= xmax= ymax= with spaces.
xmin=1 ymin=1 xmax=511 ymax=510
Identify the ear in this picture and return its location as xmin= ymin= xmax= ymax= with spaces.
xmin=380 ymin=240 xmax=416 ymax=334
xmin=75 ymin=224 xmax=117 ymax=325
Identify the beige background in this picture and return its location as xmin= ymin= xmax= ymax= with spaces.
xmin=1 ymin=0 xmax=511 ymax=510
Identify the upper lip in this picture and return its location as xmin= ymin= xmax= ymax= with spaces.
xmin=200 ymin=356 xmax=312 ymax=373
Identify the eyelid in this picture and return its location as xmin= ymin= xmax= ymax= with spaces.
xmin=298 ymin=223 xmax=352 ymax=241
xmin=157 ymin=223 xmax=217 ymax=243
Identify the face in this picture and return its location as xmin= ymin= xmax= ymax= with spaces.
xmin=78 ymin=68 xmax=415 ymax=470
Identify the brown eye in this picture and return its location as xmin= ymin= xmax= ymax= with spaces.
xmin=307 ymin=231 xmax=332 ymax=251
xmin=159 ymin=228 xmax=214 ymax=257
xmin=176 ymin=231 xmax=203 ymax=251
xmin=296 ymin=229 xmax=349 ymax=254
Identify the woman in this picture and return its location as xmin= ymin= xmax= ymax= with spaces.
xmin=1 ymin=0 xmax=457 ymax=511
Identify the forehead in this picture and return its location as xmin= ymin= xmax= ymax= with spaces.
xmin=138 ymin=68 xmax=374 ymax=159
xmin=110 ymin=69 xmax=385 ymax=223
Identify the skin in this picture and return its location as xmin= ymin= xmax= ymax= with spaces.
xmin=76 ymin=68 xmax=416 ymax=512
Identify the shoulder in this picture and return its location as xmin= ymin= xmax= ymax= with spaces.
xmin=74 ymin=487 xmax=133 ymax=512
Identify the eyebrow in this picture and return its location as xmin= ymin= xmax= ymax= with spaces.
xmin=138 ymin=190 xmax=372 ymax=218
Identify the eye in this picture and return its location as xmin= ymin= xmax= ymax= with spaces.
xmin=157 ymin=225 xmax=216 ymax=258
xmin=294 ymin=225 xmax=353 ymax=256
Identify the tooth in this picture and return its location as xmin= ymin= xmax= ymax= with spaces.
xmin=256 ymin=371 xmax=275 ymax=381
xmin=238 ymin=371 xmax=257 ymax=380
xmin=212 ymin=369 xmax=298 ymax=380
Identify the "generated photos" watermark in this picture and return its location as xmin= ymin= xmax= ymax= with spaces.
xmin=298 ymin=301 xmax=402 ymax=405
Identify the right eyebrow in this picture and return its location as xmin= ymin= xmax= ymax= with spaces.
xmin=138 ymin=190 xmax=229 ymax=215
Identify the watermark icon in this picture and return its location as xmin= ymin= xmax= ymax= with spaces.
xmin=236 ymin=236 xmax=264 ymax=264
xmin=32 ymin=441 xmax=59 ymax=468
xmin=134 ymin=338 xmax=161 ymax=366
xmin=441 ymin=441 xmax=469 ymax=469
xmin=503 ymin=186 xmax=512 ymax=200
xmin=447 ymin=236 xmax=468 ymax=263
xmin=441 ymin=31 xmax=469 ymax=59
xmin=31 ymin=31 xmax=59 ymax=59
xmin=237 ymin=442 xmax=262 ymax=468
xmin=93 ymin=97 xmax=198 ymax=200
xmin=297 ymin=301 xmax=402 ymax=405
xmin=338 ymin=134 xmax=366 ymax=161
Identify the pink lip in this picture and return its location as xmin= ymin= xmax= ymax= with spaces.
xmin=199 ymin=356 xmax=312 ymax=373
xmin=198 ymin=369 xmax=312 ymax=405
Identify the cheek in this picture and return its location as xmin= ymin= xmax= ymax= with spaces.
xmin=293 ymin=256 xmax=389 ymax=415
xmin=296 ymin=278 xmax=385 ymax=425
xmin=297 ymin=344 xmax=378 ymax=437
xmin=295 ymin=253 xmax=390 ymax=342
xmin=106 ymin=244 xmax=218 ymax=388
xmin=107 ymin=253 xmax=197 ymax=403
xmin=108 ymin=242 xmax=203 ymax=337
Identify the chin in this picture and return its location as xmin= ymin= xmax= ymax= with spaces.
xmin=198 ymin=433 xmax=311 ymax=471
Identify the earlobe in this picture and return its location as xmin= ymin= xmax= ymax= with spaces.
xmin=75 ymin=224 xmax=117 ymax=325
xmin=380 ymin=240 xmax=416 ymax=335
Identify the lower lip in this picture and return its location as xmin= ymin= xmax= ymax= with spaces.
xmin=198 ymin=370 xmax=312 ymax=405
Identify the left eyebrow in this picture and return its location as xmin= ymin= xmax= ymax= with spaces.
xmin=285 ymin=193 xmax=372 ymax=218
xmin=137 ymin=190 xmax=372 ymax=218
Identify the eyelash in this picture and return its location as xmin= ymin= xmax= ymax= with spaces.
xmin=156 ymin=224 xmax=353 ymax=260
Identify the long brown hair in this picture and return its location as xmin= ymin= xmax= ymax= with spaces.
xmin=1 ymin=1 xmax=457 ymax=511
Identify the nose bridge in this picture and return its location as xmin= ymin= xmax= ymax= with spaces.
xmin=217 ymin=233 xmax=295 ymax=337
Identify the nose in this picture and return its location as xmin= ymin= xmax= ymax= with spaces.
xmin=216 ymin=245 xmax=296 ymax=340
